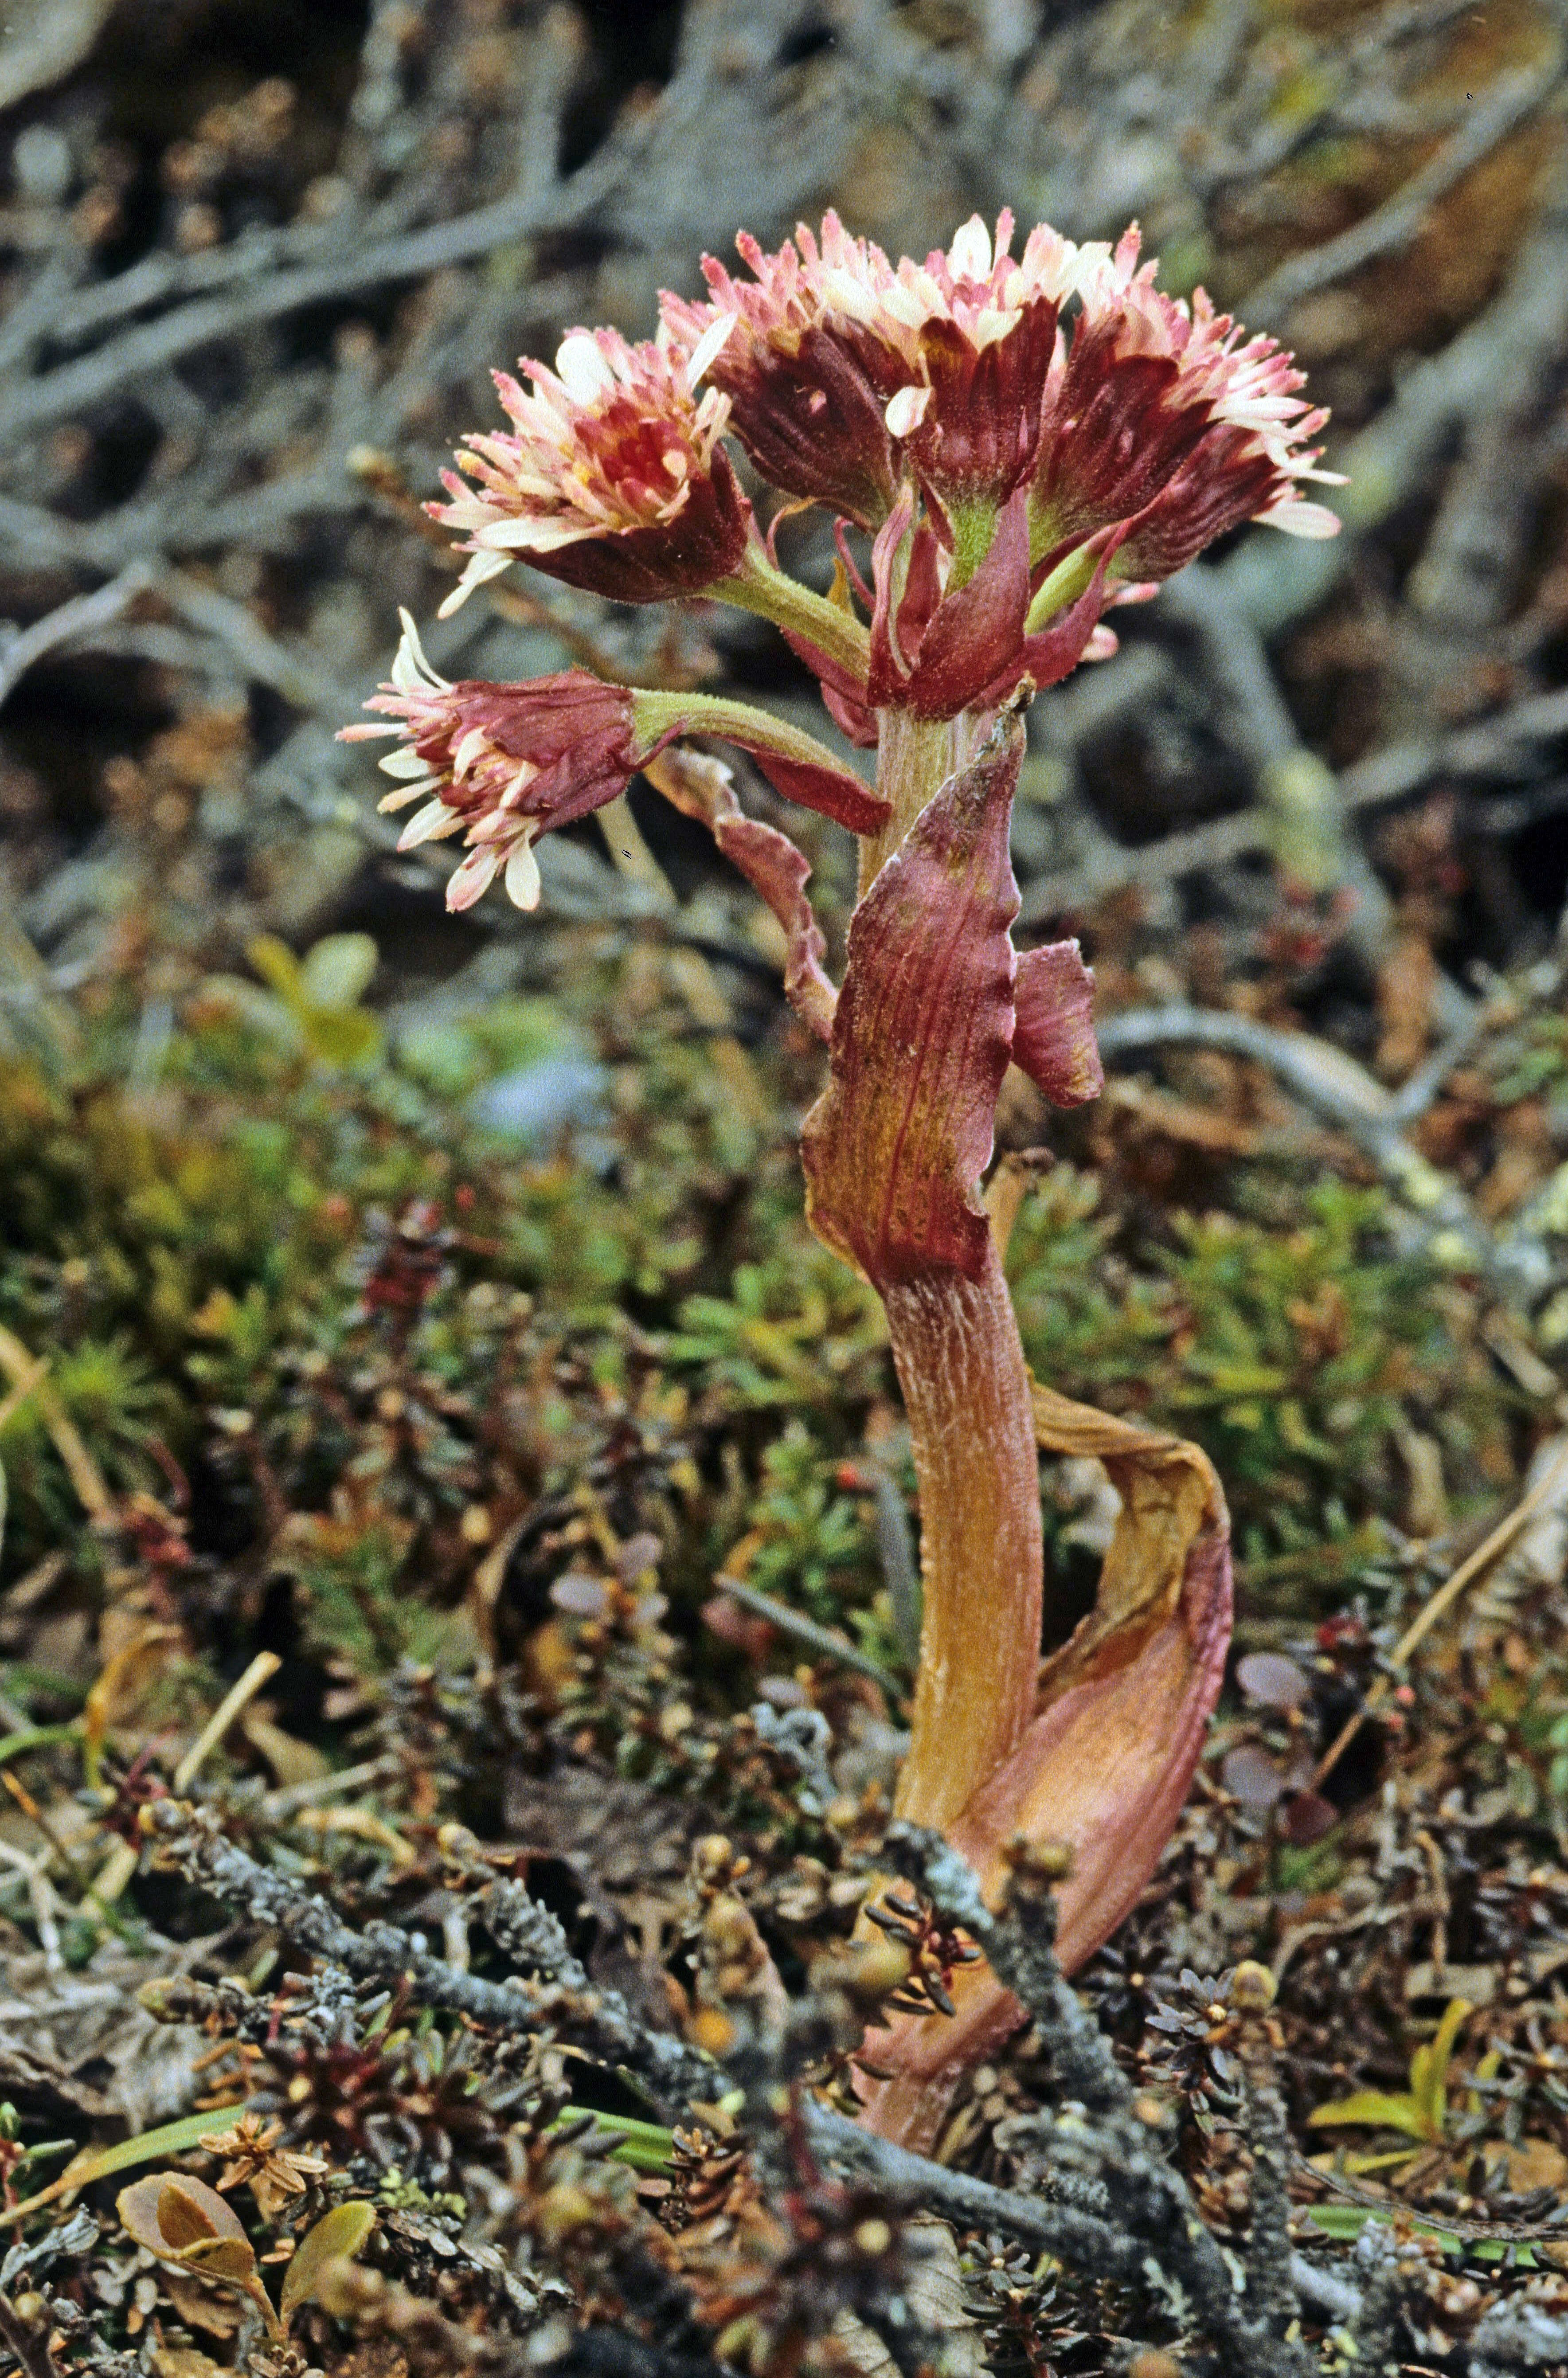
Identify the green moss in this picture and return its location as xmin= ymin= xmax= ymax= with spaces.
xmin=1012 ymin=1168 xmax=1514 ymax=1600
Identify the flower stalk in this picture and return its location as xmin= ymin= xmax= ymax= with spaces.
xmin=857 ymin=709 xmax=957 ymax=889
xmin=347 ymin=206 xmax=1341 ymax=2151
xmin=882 ymin=1252 xmax=1041 ymax=1830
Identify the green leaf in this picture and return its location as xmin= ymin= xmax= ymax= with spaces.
xmin=51 ymin=2105 xmax=246 ymax=2205
xmin=552 ymin=2109 xmax=676 ymax=2173
xmin=117 ymin=2171 xmax=249 ymax=2262
xmin=298 ymin=935 xmax=379 ymax=1011
xmin=156 ymin=2174 xmax=245 ymax=2249
xmin=1306 ymin=2204 xmax=1462 ymax=2254
xmin=1414 ymin=1998 xmax=1471 ymax=2134
xmin=1305 ymin=2205 xmax=1376 ymax=2240
xmin=246 ymin=935 xmax=305 ymax=1005
xmin=117 ymin=2176 xmax=176 ymax=2255
xmin=1306 ymin=2090 xmax=1435 ymax=2139
xmin=280 ymin=2199 xmax=377 ymax=2322
xmin=177 ymin=2237 xmax=260 ymax=2284
xmin=303 ymin=1006 xmax=382 ymax=1068
xmin=1342 ymin=2145 xmax=1422 ymax=2175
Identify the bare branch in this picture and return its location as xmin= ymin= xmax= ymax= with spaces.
xmin=1244 ymin=49 xmax=1564 ymax=326
xmin=0 ymin=562 xmax=156 ymax=705
xmin=139 ymin=1799 xmax=719 ymax=2116
xmin=1093 ymin=1002 xmax=1537 ymax=1291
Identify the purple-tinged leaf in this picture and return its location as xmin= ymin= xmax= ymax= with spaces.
xmin=745 ymin=746 xmax=887 ymax=837
xmin=645 ymin=749 xmax=837 ymax=1041
xmin=1011 ymin=939 xmax=1102 ymax=1107
xmin=1236 ymin=1651 xmax=1313 ymax=1711
xmin=857 ymin=1389 xmax=1232 ymax=2151
xmin=802 ymin=716 xmax=1024 ymax=1285
xmin=894 ymin=487 xmax=1030 ymax=719
xmin=1222 ymin=1743 xmax=1287 ymax=1810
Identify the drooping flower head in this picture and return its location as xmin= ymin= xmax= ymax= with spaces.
xmin=340 ymin=614 xmax=887 ymax=913
xmin=340 ymin=612 xmax=651 ymax=911
xmin=429 ymin=320 xmax=753 ymax=615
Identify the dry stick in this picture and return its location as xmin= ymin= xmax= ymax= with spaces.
xmin=171 ymin=1652 xmax=284 ymax=1793
xmin=0 ymin=1837 xmax=63 ymax=1972
xmin=1222 ymin=149 xmax=1568 ymax=641
xmin=1092 ymin=1004 xmax=1509 ymax=1287
xmin=0 ymin=138 xmax=632 ymax=445
xmin=0 ymin=1348 xmax=48 ymax=1435
xmin=872 ymin=1827 xmax=1312 ymax=2375
xmin=0 ymin=2295 xmax=57 ymax=2378
xmin=259 ymin=1753 xmax=403 ymax=1822
xmin=347 ymin=451 xmax=633 ymax=682
xmin=1314 ymin=1433 xmax=1568 ymax=1786
xmin=22 ymin=11 xmax=577 ymax=358
xmin=1289 ymin=2139 xmax=1568 ymax=2245
xmin=1244 ymin=50 xmax=1564 ymax=326
xmin=138 ymin=1798 xmax=719 ymax=2116
xmin=0 ymin=560 xmax=156 ymax=706
xmin=156 ymin=569 xmax=348 ymax=715
xmin=1020 ymin=685 xmax=1568 ymax=923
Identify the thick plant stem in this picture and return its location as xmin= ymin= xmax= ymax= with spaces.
xmin=859 ymin=709 xmax=956 ymax=891
xmin=884 ymin=1242 xmax=1044 ymax=1831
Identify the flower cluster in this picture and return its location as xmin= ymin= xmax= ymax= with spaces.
xmin=393 ymin=211 xmax=1340 ymax=840
xmin=661 ymin=209 xmax=1081 ymax=525
xmin=663 ymin=211 xmax=1339 ymax=549
xmin=1029 ymin=225 xmax=1340 ymax=580
xmin=348 ymin=213 xmax=1340 ymax=904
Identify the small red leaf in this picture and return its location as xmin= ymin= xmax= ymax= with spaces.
xmin=1011 ymin=940 xmax=1103 ymax=1107
xmin=745 ymin=747 xmax=887 ymax=837
xmin=1281 ymin=1789 xmax=1337 ymax=1845
xmin=645 ymin=748 xmax=837 ymax=1040
xmin=896 ymin=488 xmax=1030 ymax=719
xmin=802 ymin=716 xmax=1024 ymax=1285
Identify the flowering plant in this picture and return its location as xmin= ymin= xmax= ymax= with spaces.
xmin=347 ymin=211 xmax=1339 ymax=2149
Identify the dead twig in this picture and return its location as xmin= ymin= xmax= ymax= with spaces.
xmin=1222 ymin=149 xmax=1568 ymax=637
xmin=0 ymin=153 xmax=629 ymax=446
xmin=0 ymin=561 xmax=156 ymax=706
xmin=711 ymin=1574 xmax=903 ymax=1691
xmin=1020 ymin=685 xmax=1568 ymax=924
xmin=1314 ymin=1431 xmax=1568 ymax=1785
xmin=0 ymin=2293 xmax=59 ymax=2378
xmin=872 ymin=1825 xmax=1314 ymax=2375
xmin=170 ymin=1653 xmax=283 ymax=1793
xmin=1244 ymin=50 xmax=1565 ymax=326
xmin=138 ymin=1798 xmax=719 ymax=2116
xmin=1093 ymin=1004 xmax=1516 ymax=1287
